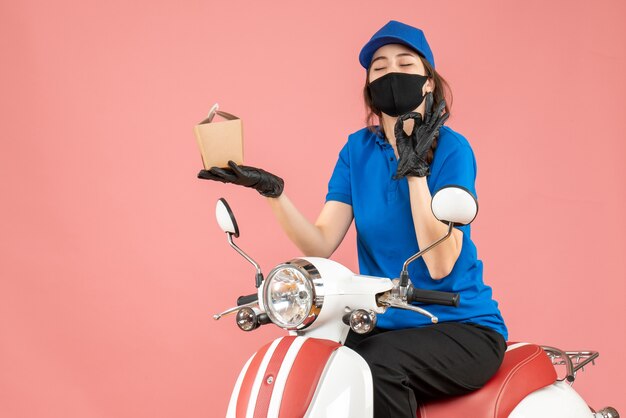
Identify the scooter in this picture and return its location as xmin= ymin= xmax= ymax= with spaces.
xmin=209 ymin=186 xmax=619 ymax=418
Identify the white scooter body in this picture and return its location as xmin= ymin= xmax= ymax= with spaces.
xmin=227 ymin=338 xmax=373 ymax=418
xmin=211 ymin=191 xmax=618 ymax=418
xmin=226 ymin=257 xmax=386 ymax=418
xmin=509 ymin=380 xmax=594 ymax=418
xmin=224 ymin=258 xmax=614 ymax=418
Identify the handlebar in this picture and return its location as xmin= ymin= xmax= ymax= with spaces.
xmin=407 ymin=287 xmax=460 ymax=307
xmin=237 ymin=293 xmax=258 ymax=306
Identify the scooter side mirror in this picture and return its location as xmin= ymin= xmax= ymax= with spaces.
xmin=398 ymin=186 xmax=479 ymax=290
xmin=431 ymin=186 xmax=478 ymax=226
xmin=214 ymin=197 xmax=264 ymax=288
xmin=216 ymin=198 xmax=240 ymax=237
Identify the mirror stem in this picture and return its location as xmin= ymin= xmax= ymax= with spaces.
xmin=399 ymin=222 xmax=455 ymax=290
xmin=227 ymin=233 xmax=264 ymax=288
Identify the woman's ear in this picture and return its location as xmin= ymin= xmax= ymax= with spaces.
xmin=423 ymin=77 xmax=435 ymax=94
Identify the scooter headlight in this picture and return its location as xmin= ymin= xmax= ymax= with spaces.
xmin=262 ymin=259 xmax=323 ymax=330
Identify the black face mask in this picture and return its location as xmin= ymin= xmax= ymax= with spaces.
xmin=368 ymin=72 xmax=429 ymax=117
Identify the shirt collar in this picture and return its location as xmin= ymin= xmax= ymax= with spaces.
xmin=372 ymin=126 xmax=389 ymax=147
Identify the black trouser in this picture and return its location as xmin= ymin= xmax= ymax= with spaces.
xmin=344 ymin=322 xmax=507 ymax=418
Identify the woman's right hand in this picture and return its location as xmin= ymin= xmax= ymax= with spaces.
xmin=197 ymin=160 xmax=284 ymax=198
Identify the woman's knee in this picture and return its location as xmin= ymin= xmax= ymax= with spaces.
xmin=351 ymin=334 xmax=386 ymax=367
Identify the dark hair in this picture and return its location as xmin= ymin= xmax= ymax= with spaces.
xmin=363 ymin=52 xmax=453 ymax=165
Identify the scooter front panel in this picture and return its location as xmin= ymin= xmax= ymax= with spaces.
xmin=266 ymin=337 xmax=310 ymax=415
xmin=254 ymin=337 xmax=302 ymax=418
xmin=278 ymin=338 xmax=342 ymax=417
xmin=229 ymin=337 xmax=281 ymax=418
xmin=304 ymin=346 xmax=374 ymax=418
xmin=226 ymin=354 xmax=254 ymax=418
xmin=226 ymin=337 xmax=343 ymax=418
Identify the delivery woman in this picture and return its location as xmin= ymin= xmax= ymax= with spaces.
xmin=199 ymin=20 xmax=508 ymax=418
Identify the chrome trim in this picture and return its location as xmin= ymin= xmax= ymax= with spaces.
xmin=227 ymin=233 xmax=262 ymax=276
xmin=213 ymin=300 xmax=259 ymax=320
xmin=566 ymin=350 xmax=600 ymax=374
xmin=349 ymin=309 xmax=378 ymax=334
xmin=388 ymin=301 xmax=438 ymax=323
xmin=262 ymin=258 xmax=324 ymax=331
xmin=541 ymin=346 xmax=575 ymax=383
xmin=399 ymin=223 xmax=454 ymax=289
xmin=235 ymin=307 xmax=259 ymax=332
xmin=377 ymin=279 xmax=439 ymax=323
xmin=540 ymin=346 xmax=602 ymax=384
xmin=596 ymin=406 xmax=619 ymax=418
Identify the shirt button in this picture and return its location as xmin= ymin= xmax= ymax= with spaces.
xmin=389 ymin=157 xmax=393 ymax=161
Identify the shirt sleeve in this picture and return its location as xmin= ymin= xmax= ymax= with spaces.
xmin=325 ymin=141 xmax=352 ymax=206
xmin=430 ymin=142 xmax=478 ymax=234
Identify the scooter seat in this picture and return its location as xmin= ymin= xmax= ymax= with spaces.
xmin=417 ymin=342 xmax=557 ymax=418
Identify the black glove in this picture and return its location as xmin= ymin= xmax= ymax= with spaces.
xmin=394 ymin=92 xmax=449 ymax=179
xmin=197 ymin=160 xmax=284 ymax=198
xmin=394 ymin=111 xmax=425 ymax=178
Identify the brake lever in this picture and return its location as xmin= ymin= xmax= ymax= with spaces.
xmin=386 ymin=301 xmax=438 ymax=324
xmin=377 ymin=284 xmax=439 ymax=324
xmin=213 ymin=300 xmax=259 ymax=320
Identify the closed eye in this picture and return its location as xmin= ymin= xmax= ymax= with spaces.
xmin=373 ymin=64 xmax=413 ymax=71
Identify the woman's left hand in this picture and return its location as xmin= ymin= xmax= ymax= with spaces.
xmin=394 ymin=92 xmax=449 ymax=179
xmin=394 ymin=111 xmax=424 ymax=178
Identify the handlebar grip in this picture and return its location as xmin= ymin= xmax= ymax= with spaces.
xmin=237 ymin=293 xmax=258 ymax=306
xmin=407 ymin=287 xmax=460 ymax=307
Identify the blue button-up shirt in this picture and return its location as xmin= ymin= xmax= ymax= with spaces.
xmin=326 ymin=125 xmax=508 ymax=340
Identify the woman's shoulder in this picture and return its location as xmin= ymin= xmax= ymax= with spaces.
xmin=438 ymin=125 xmax=473 ymax=152
xmin=432 ymin=125 xmax=476 ymax=165
xmin=337 ymin=126 xmax=383 ymax=156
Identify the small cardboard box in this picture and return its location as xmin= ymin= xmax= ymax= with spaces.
xmin=194 ymin=105 xmax=243 ymax=169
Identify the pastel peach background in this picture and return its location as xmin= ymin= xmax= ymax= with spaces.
xmin=1 ymin=0 xmax=625 ymax=417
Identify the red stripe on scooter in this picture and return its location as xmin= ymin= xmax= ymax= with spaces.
xmin=236 ymin=341 xmax=271 ymax=418
xmin=253 ymin=337 xmax=296 ymax=418
xmin=279 ymin=338 xmax=341 ymax=418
